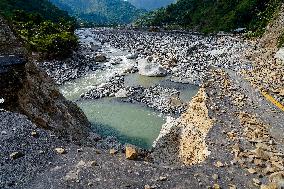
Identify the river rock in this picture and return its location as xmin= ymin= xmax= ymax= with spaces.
xmin=123 ymin=64 xmax=136 ymax=74
xmin=159 ymin=176 xmax=167 ymax=181
xmin=90 ymin=160 xmax=98 ymax=167
xmin=55 ymin=148 xmax=66 ymax=154
xmin=138 ymin=59 xmax=167 ymax=77
xmin=253 ymin=178 xmax=262 ymax=186
xmin=126 ymin=53 xmax=138 ymax=59
xmin=95 ymin=54 xmax=107 ymax=62
xmin=115 ymin=88 xmax=128 ymax=98
xmin=31 ymin=131 xmax=39 ymax=137
xmin=110 ymin=148 xmax=118 ymax=155
xmin=125 ymin=146 xmax=138 ymax=160
xmin=111 ymin=58 xmax=123 ymax=65
xmin=10 ymin=152 xmax=24 ymax=160
xmin=275 ymin=48 xmax=284 ymax=61
xmin=269 ymin=171 xmax=284 ymax=183
xmin=90 ymin=42 xmax=100 ymax=52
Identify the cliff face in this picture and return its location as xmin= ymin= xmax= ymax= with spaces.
xmin=0 ymin=16 xmax=90 ymax=143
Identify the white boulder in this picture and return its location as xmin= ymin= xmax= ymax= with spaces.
xmin=138 ymin=59 xmax=167 ymax=77
xmin=115 ymin=88 xmax=128 ymax=98
xmin=126 ymin=53 xmax=138 ymax=59
xmin=275 ymin=48 xmax=284 ymax=61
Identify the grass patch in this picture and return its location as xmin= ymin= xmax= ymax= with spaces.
xmin=277 ymin=32 xmax=284 ymax=48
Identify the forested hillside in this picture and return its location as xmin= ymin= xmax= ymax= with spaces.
xmin=137 ymin=0 xmax=282 ymax=35
xmin=0 ymin=0 xmax=72 ymax=22
xmin=0 ymin=0 xmax=77 ymax=59
xmin=49 ymin=0 xmax=145 ymax=25
xmin=126 ymin=0 xmax=175 ymax=10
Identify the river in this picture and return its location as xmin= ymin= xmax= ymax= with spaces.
xmin=59 ymin=28 xmax=199 ymax=149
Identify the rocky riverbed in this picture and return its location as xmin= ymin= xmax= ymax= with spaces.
xmin=89 ymin=28 xmax=254 ymax=84
xmin=39 ymin=28 xmax=254 ymax=118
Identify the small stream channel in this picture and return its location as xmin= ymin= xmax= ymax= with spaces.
xmin=59 ymin=29 xmax=199 ymax=149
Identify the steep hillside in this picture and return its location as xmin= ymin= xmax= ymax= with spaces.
xmin=0 ymin=0 xmax=78 ymax=59
xmin=244 ymin=4 xmax=284 ymax=110
xmin=49 ymin=0 xmax=146 ymax=25
xmin=0 ymin=16 xmax=90 ymax=142
xmin=137 ymin=0 xmax=282 ymax=34
xmin=0 ymin=0 xmax=72 ymax=22
xmin=127 ymin=0 xmax=175 ymax=11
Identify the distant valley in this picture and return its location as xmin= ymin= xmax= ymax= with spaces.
xmin=49 ymin=0 xmax=145 ymax=25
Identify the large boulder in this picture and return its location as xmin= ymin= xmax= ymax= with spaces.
xmin=95 ymin=54 xmax=107 ymax=62
xmin=275 ymin=48 xmax=284 ymax=61
xmin=90 ymin=42 xmax=100 ymax=52
xmin=115 ymin=88 xmax=128 ymax=98
xmin=138 ymin=59 xmax=167 ymax=77
xmin=126 ymin=53 xmax=138 ymax=60
xmin=125 ymin=146 xmax=138 ymax=160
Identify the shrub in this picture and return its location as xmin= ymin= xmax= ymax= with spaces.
xmin=10 ymin=10 xmax=78 ymax=59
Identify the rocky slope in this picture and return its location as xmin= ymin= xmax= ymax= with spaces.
xmin=150 ymin=4 xmax=284 ymax=187
xmin=245 ymin=4 xmax=284 ymax=106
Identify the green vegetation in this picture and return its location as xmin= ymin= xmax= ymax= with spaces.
xmin=248 ymin=0 xmax=282 ymax=37
xmin=50 ymin=0 xmax=146 ymax=25
xmin=0 ymin=0 xmax=78 ymax=59
xmin=137 ymin=0 xmax=282 ymax=35
xmin=0 ymin=0 xmax=73 ymax=22
xmin=278 ymin=32 xmax=284 ymax=48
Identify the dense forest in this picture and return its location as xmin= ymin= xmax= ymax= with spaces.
xmin=49 ymin=0 xmax=146 ymax=25
xmin=0 ymin=0 xmax=78 ymax=58
xmin=0 ymin=0 xmax=72 ymax=22
xmin=136 ymin=0 xmax=282 ymax=35
xmin=126 ymin=0 xmax=175 ymax=11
